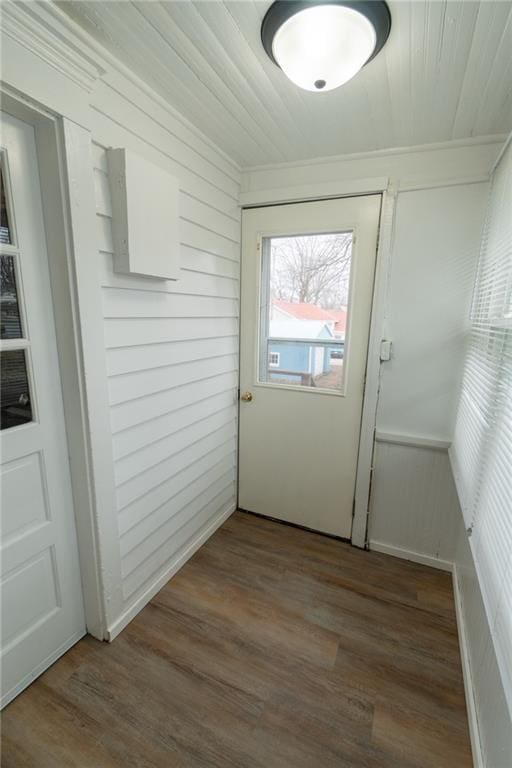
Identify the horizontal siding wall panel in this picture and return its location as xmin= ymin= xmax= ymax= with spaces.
xmin=122 ymin=481 xmax=236 ymax=601
xmin=102 ymin=286 xmax=238 ymax=319
xmin=180 ymin=194 xmax=241 ymax=240
xmin=112 ymin=390 xmax=235 ymax=460
xmin=91 ymin=108 xmax=238 ymax=214
xmin=107 ymin=336 xmax=238 ymax=377
xmin=116 ymin=420 xmax=236 ymax=512
xmin=105 ymin=317 xmax=238 ymax=348
xmin=94 ymin=166 xmax=240 ymax=239
xmin=107 ymin=354 xmax=237 ymax=405
xmin=92 ymin=81 xmax=240 ymax=196
xmin=115 ymin=408 xmax=236 ymax=489
xmin=96 ymin=69 xmax=241 ymax=183
xmin=97 ymin=211 xmax=240 ymax=264
xmin=115 ymin=409 xmax=235 ymax=486
xmin=90 ymin=85 xmax=240 ymax=628
xmin=180 ymin=245 xmax=240 ymax=279
xmin=119 ymin=444 xmax=236 ymax=550
xmin=110 ymin=371 xmax=238 ymax=433
xmin=179 ymin=219 xmax=240 ymax=261
xmin=98 ymin=254 xmax=239 ymax=299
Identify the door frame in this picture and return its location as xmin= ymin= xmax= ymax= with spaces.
xmin=1 ymin=88 xmax=120 ymax=639
xmin=239 ymin=184 xmax=396 ymax=548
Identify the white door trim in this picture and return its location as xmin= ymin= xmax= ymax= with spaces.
xmin=1 ymin=88 xmax=121 ymax=639
xmin=352 ymin=187 xmax=396 ymax=547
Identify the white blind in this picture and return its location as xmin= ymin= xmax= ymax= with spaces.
xmin=451 ymin=138 xmax=512 ymax=706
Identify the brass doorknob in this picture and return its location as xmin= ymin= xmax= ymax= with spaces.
xmin=240 ymin=391 xmax=253 ymax=402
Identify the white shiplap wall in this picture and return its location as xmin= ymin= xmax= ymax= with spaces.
xmin=89 ymin=74 xmax=240 ymax=615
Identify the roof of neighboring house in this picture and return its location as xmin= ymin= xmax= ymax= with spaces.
xmin=328 ymin=309 xmax=347 ymax=334
xmin=269 ymin=318 xmax=333 ymax=340
xmin=273 ymin=299 xmax=347 ymax=333
xmin=273 ymin=299 xmax=335 ymax=323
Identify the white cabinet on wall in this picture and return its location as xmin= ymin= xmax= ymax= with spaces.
xmin=107 ymin=148 xmax=180 ymax=280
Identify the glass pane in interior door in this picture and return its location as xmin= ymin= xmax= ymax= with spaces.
xmin=1 ymin=255 xmax=23 ymax=339
xmin=1 ymin=350 xmax=33 ymax=429
xmin=0 ymin=167 xmax=11 ymax=245
xmin=259 ymin=232 xmax=353 ymax=391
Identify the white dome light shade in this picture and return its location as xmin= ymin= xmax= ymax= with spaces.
xmin=273 ymin=5 xmax=376 ymax=92
xmin=261 ymin=1 xmax=391 ymax=93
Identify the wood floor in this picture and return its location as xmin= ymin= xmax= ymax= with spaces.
xmin=2 ymin=511 xmax=472 ymax=768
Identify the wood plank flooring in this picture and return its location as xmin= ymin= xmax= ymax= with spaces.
xmin=2 ymin=511 xmax=472 ymax=768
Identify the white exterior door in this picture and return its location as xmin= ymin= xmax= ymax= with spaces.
xmin=239 ymin=196 xmax=380 ymax=537
xmin=1 ymin=112 xmax=85 ymax=707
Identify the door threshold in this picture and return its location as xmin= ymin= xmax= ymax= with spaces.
xmin=237 ymin=508 xmax=351 ymax=544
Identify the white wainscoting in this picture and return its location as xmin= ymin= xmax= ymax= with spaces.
xmin=89 ymin=68 xmax=241 ymax=635
xmin=453 ymin=513 xmax=512 ymax=768
xmin=369 ymin=433 xmax=512 ymax=766
xmin=368 ymin=433 xmax=460 ymax=570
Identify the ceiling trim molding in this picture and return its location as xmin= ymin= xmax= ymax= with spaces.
xmin=1 ymin=1 xmax=106 ymax=93
xmin=39 ymin=1 xmax=242 ymax=176
xmin=243 ymin=134 xmax=509 ymax=174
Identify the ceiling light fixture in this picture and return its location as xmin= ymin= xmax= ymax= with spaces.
xmin=261 ymin=0 xmax=391 ymax=92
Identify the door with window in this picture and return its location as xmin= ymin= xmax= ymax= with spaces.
xmin=1 ymin=112 xmax=85 ymax=707
xmin=239 ymin=196 xmax=380 ymax=537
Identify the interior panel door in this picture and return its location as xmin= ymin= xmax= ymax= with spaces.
xmin=1 ymin=112 xmax=85 ymax=707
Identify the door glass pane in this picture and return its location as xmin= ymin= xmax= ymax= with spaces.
xmin=259 ymin=232 xmax=353 ymax=392
xmin=1 ymin=256 xmax=23 ymax=339
xmin=0 ymin=167 xmax=11 ymax=245
xmin=1 ymin=350 xmax=33 ymax=429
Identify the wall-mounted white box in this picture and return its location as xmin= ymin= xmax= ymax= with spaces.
xmin=107 ymin=148 xmax=180 ymax=280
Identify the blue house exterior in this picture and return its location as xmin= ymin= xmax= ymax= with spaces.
xmin=267 ymin=320 xmax=336 ymax=384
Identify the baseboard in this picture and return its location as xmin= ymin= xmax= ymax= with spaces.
xmin=452 ymin=563 xmax=484 ymax=768
xmin=369 ymin=540 xmax=453 ymax=572
xmin=107 ymin=502 xmax=236 ymax=641
xmin=1 ymin=627 xmax=86 ymax=709
xmin=370 ymin=542 xmax=483 ymax=766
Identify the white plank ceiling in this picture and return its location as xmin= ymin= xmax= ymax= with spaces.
xmin=58 ymin=0 xmax=512 ymax=167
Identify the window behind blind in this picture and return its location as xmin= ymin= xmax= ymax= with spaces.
xmin=450 ymin=138 xmax=512 ymax=706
